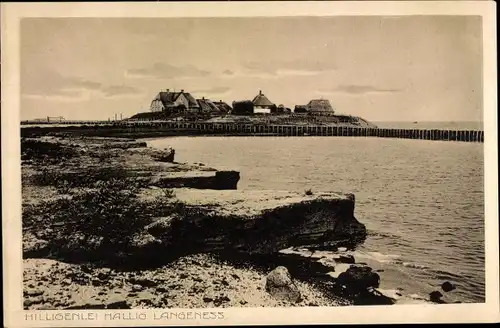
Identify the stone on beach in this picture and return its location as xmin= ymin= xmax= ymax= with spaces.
xmin=265 ymin=266 xmax=302 ymax=303
xmin=429 ymin=290 xmax=445 ymax=303
xmin=336 ymin=265 xmax=380 ymax=294
xmin=335 ymin=254 xmax=355 ymax=264
xmin=441 ymin=281 xmax=456 ymax=292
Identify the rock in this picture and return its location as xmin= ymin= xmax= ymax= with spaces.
xmin=336 ymin=265 xmax=380 ymax=296
xmin=25 ymin=289 xmax=44 ymax=297
xmin=106 ymin=300 xmax=130 ymax=309
xmin=336 ymin=254 xmax=355 ymax=264
xmin=441 ymin=281 xmax=456 ymax=292
xmin=144 ymin=215 xmax=178 ymax=237
xmin=213 ymin=295 xmax=230 ymax=307
xmin=354 ymin=287 xmax=396 ymax=305
xmin=151 ymin=148 xmax=175 ymax=163
xmin=138 ymin=298 xmax=155 ymax=306
xmin=97 ymin=269 xmax=112 ymax=280
xmin=429 ymin=291 xmax=445 ymax=303
xmin=129 ymin=278 xmax=157 ymax=288
xmin=131 ymin=284 xmax=143 ymax=292
xmin=129 ymin=230 xmax=162 ymax=250
xmin=23 ymin=298 xmax=40 ymax=308
xmin=265 ymin=266 xmax=302 ymax=303
xmin=91 ymin=279 xmax=102 ymax=286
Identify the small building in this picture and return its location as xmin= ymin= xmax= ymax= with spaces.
xmin=213 ymin=100 xmax=232 ymax=114
xmin=197 ymin=97 xmax=220 ymax=113
xmin=150 ymin=89 xmax=200 ymax=113
xmin=306 ymin=99 xmax=335 ymax=115
xmin=232 ymin=100 xmax=254 ymax=115
xmin=252 ymin=90 xmax=276 ymax=114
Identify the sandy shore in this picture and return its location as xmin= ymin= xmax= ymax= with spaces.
xmin=24 ymin=253 xmax=347 ymax=310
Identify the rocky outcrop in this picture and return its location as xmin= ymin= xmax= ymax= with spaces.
xmin=22 ymin=136 xmax=239 ymax=190
xmin=150 ymin=147 xmax=175 ymax=163
xmin=135 ymin=188 xmax=367 ymax=257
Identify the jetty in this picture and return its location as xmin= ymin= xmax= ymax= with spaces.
xmin=21 ymin=121 xmax=484 ymax=143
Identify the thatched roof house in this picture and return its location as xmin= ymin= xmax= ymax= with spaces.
xmin=197 ymin=98 xmax=220 ymax=113
xmin=213 ymin=100 xmax=232 ymax=113
xmin=252 ymin=90 xmax=275 ymax=114
xmin=150 ymin=89 xmax=200 ymax=112
xmin=306 ymin=99 xmax=334 ymax=114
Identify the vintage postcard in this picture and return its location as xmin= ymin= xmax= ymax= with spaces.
xmin=2 ymin=1 xmax=498 ymax=326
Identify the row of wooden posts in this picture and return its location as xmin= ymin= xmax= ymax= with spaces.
xmin=116 ymin=122 xmax=484 ymax=142
xmin=21 ymin=122 xmax=484 ymax=143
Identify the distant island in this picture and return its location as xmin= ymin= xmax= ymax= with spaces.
xmin=129 ymin=89 xmax=378 ymax=128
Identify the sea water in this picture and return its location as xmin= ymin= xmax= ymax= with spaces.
xmin=148 ymin=135 xmax=485 ymax=303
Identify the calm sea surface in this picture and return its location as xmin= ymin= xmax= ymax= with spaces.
xmin=373 ymin=121 xmax=484 ymax=131
xmin=148 ymin=135 xmax=485 ymax=303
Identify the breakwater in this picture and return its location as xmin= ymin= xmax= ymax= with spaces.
xmin=21 ymin=122 xmax=484 ymax=142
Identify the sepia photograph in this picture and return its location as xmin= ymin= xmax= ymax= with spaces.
xmin=2 ymin=1 xmax=498 ymax=326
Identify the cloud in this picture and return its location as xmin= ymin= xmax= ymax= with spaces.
xmin=101 ymin=85 xmax=142 ymax=97
xmin=22 ymin=69 xmax=142 ymax=100
xmin=238 ymin=60 xmax=337 ymax=77
xmin=222 ymin=70 xmax=234 ymax=76
xmin=191 ymin=87 xmax=231 ymax=94
xmin=190 ymin=87 xmax=232 ymax=98
xmin=125 ymin=63 xmax=210 ymax=79
xmin=317 ymin=84 xmax=401 ymax=95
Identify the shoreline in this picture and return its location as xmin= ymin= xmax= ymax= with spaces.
xmin=21 ymin=135 xmax=460 ymax=309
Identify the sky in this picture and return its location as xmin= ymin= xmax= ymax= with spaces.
xmin=20 ymin=16 xmax=483 ymax=122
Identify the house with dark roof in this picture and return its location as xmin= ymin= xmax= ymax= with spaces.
xmin=213 ymin=100 xmax=232 ymax=113
xmin=294 ymin=99 xmax=335 ymax=115
xmin=197 ymin=97 xmax=220 ymax=113
xmin=150 ymin=89 xmax=200 ymax=112
xmin=252 ymin=90 xmax=276 ymax=114
xmin=232 ymin=100 xmax=254 ymax=115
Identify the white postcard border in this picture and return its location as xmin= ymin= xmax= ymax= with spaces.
xmin=2 ymin=1 xmax=498 ymax=326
